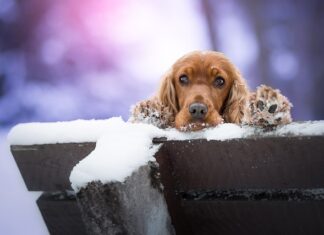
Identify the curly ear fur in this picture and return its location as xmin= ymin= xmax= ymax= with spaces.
xmin=222 ymin=68 xmax=249 ymax=124
xmin=158 ymin=71 xmax=178 ymax=115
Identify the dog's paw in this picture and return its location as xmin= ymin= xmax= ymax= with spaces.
xmin=129 ymin=98 xmax=174 ymax=128
xmin=247 ymin=85 xmax=292 ymax=128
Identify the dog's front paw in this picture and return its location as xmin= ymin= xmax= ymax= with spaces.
xmin=130 ymin=98 xmax=174 ymax=128
xmin=248 ymin=85 xmax=292 ymax=128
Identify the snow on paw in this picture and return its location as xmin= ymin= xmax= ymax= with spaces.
xmin=248 ymin=85 xmax=293 ymax=128
xmin=129 ymin=98 xmax=174 ymax=128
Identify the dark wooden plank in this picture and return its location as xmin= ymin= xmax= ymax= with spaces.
xmin=181 ymin=201 xmax=324 ymax=235
xmin=160 ymin=136 xmax=324 ymax=191
xmin=11 ymin=136 xmax=324 ymax=192
xmin=155 ymin=144 xmax=190 ymax=235
xmin=37 ymin=191 xmax=87 ymax=235
xmin=11 ymin=143 xmax=96 ymax=191
xmin=154 ymin=136 xmax=324 ymax=235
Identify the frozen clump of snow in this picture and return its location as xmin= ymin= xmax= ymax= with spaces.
xmin=69 ymin=120 xmax=164 ymax=191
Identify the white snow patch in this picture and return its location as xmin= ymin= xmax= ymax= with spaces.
xmin=204 ymin=124 xmax=253 ymax=141
xmin=7 ymin=118 xmax=324 ymax=192
xmin=7 ymin=118 xmax=255 ymax=146
xmin=69 ymin=121 xmax=164 ymax=191
xmin=274 ymin=121 xmax=324 ymax=137
xmin=7 ymin=117 xmax=125 ymax=145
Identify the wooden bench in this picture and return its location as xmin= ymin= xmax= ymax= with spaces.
xmin=10 ymin=130 xmax=324 ymax=234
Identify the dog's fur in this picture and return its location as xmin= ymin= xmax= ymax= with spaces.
xmin=130 ymin=51 xmax=292 ymax=131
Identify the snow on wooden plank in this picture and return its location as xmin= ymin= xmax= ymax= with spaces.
xmin=8 ymin=119 xmax=324 ymax=234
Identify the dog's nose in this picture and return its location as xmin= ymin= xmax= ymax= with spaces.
xmin=189 ymin=102 xmax=208 ymax=120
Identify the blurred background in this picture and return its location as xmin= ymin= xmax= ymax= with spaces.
xmin=1 ymin=0 xmax=324 ymax=234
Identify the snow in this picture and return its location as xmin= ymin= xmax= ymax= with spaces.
xmin=274 ymin=121 xmax=324 ymax=136
xmin=9 ymin=119 xmax=324 ymax=146
xmin=7 ymin=118 xmax=324 ymax=192
xmin=7 ymin=117 xmax=125 ymax=145
xmin=69 ymin=122 xmax=164 ymax=191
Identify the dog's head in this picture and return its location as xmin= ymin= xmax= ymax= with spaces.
xmin=158 ymin=51 xmax=249 ymax=131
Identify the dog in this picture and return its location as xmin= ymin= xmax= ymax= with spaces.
xmin=130 ymin=51 xmax=292 ymax=131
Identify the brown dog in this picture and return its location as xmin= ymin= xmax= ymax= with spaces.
xmin=131 ymin=51 xmax=292 ymax=131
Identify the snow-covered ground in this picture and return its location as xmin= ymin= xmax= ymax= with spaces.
xmin=0 ymin=129 xmax=49 ymax=235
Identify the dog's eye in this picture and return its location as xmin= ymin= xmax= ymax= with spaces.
xmin=213 ymin=76 xmax=225 ymax=88
xmin=179 ymin=75 xmax=189 ymax=85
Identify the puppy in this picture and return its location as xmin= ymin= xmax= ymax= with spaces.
xmin=130 ymin=51 xmax=292 ymax=131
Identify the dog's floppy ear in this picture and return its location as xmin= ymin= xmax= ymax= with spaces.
xmin=222 ymin=68 xmax=249 ymax=124
xmin=158 ymin=70 xmax=178 ymax=115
